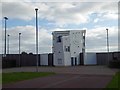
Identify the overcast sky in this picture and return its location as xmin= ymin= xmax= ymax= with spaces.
xmin=0 ymin=0 xmax=119 ymax=54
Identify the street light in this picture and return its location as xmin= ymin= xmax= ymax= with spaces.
xmin=7 ymin=34 xmax=10 ymax=54
xmin=82 ymin=30 xmax=86 ymax=65
xmin=35 ymin=8 xmax=39 ymax=72
xmin=4 ymin=17 xmax=8 ymax=57
xmin=19 ymin=33 xmax=21 ymax=67
xmin=106 ymin=28 xmax=109 ymax=65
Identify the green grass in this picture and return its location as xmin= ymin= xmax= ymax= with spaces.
xmin=0 ymin=73 xmax=2 ymax=84
xmin=2 ymin=72 xmax=55 ymax=84
xmin=106 ymin=71 xmax=120 ymax=89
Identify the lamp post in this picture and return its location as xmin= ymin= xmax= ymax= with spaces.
xmin=82 ymin=30 xmax=86 ymax=65
xmin=7 ymin=34 xmax=10 ymax=54
xmin=106 ymin=28 xmax=109 ymax=65
xmin=35 ymin=8 xmax=39 ymax=72
xmin=19 ymin=33 xmax=21 ymax=67
xmin=4 ymin=17 xmax=8 ymax=57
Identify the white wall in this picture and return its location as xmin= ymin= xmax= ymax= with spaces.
xmin=62 ymin=36 xmax=71 ymax=66
xmin=64 ymin=53 xmax=71 ymax=66
xmin=84 ymin=53 xmax=97 ymax=65
xmin=53 ymin=32 xmax=67 ymax=66
xmin=70 ymin=30 xmax=85 ymax=65
xmin=70 ymin=31 xmax=83 ymax=57
xmin=40 ymin=54 xmax=48 ymax=66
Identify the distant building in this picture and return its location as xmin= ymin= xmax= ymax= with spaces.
xmin=52 ymin=30 xmax=86 ymax=66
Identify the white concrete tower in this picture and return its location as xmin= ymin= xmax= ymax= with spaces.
xmin=52 ymin=30 xmax=86 ymax=66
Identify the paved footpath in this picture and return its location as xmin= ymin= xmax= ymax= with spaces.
xmin=2 ymin=66 xmax=119 ymax=88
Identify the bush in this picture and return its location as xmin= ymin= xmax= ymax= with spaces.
xmin=109 ymin=60 xmax=120 ymax=68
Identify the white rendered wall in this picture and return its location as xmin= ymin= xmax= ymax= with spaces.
xmin=84 ymin=53 xmax=97 ymax=65
xmin=70 ymin=31 xmax=83 ymax=57
xmin=62 ymin=36 xmax=71 ymax=66
xmin=53 ymin=40 xmax=64 ymax=66
xmin=40 ymin=54 xmax=48 ymax=65
xmin=64 ymin=53 xmax=71 ymax=66
xmin=70 ymin=30 xmax=84 ymax=65
xmin=52 ymin=32 xmax=69 ymax=66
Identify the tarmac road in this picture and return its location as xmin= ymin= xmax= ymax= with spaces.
xmin=2 ymin=66 xmax=119 ymax=89
xmin=2 ymin=74 xmax=113 ymax=88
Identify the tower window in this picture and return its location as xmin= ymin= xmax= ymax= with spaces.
xmin=65 ymin=46 xmax=70 ymax=52
xmin=68 ymin=46 xmax=70 ymax=52
xmin=57 ymin=36 xmax=62 ymax=42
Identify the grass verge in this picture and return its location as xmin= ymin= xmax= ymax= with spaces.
xmin=0 ymin=73 xmax=1 ymax=84
xmin=106 ymin=71 xmax=120 ymax=89
xmin=2 ymin=72 xmax=55 ymax=84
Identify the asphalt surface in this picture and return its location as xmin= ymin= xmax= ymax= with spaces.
xmin=2 ymin=66 xmax=118 ymax=75
xmin=2 ymin=66 xmax=119 ymax=88
xmin=3 ymin=74 xmax=113 ymax=88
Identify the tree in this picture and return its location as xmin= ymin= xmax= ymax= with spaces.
xmin=29 ymin=52 xmax=33 ymax=55
xmin=21 ymin=51 xmax=27 ymax=54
